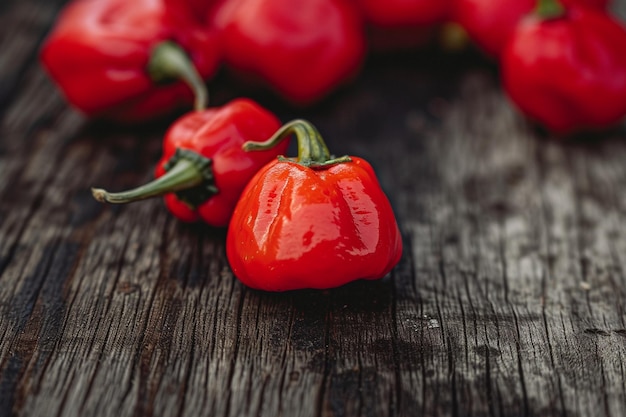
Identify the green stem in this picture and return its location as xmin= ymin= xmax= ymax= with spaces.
xmin=439 ymin=22 xmax=470 ymax=53
xmin=92 ymin=149 xmax=217 ymax=208
xmin=148 ymin=41 xmax=208 ymax=111
xmin=535 ymin=0 xmax=565 ymax=19
xmin=243 ymin=119 xmax=351 ymax=168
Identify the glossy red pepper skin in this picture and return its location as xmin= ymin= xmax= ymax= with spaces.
xmin=209 ymin=0 xmax=365 ymax=104
xmin=92 ymin=99 xmax=287 ymax=227
xmin=40 ymin=0 xmax=220 ymax=122
xmin=226 ymin=121 xmax=403 ymax=292
xmin=452 ymin=0 xmax=610 ymax=58
xmin=502 ymin=7 xmax=626 ymax=134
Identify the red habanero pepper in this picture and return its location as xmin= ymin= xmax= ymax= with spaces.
xmin=452 ymin=0 xmax=610 ymax=58
xmin=501 ymin=0 xmax=626 ymax=134
xmin=226 ymin=120 xmax=403 ymax=292
xmin=91 ymin=99 xmax=288 ymax=227
xmin=354 ymin=0 xmax=452 ymax=27
xmin=208 ymin=0 xmax=366 ymax=104
xmin=40 ymin=0 xmax=220 ymax=122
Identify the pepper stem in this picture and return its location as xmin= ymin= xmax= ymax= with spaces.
xmin=92 ymin=149 xmax=218 ymax=207
xmin=148 ymin=41 xmax=208 ymax=111
xmin=535 ymin=0 xmax=565 ymax=19
xmin=243 ymin=119 xmax=351 ymax=168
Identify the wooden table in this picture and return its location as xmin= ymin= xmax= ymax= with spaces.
xmin=2 ymin=1 xmax=626 ymax=416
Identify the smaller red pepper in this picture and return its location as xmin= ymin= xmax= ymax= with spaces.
xmin=91 ymin=98 xmax=288 ymax=227
xmin=501 ymin=0 xmax=626 ymax=134
xmin=226 ymin=120 xmax=403 ymax=292
xmin=208 ymin=0 xmax=366 ymax=104
xmin=354 ymin=0 xmax=452 ymax=27
xmin=40 ymin=0 xmax=221 ymax=122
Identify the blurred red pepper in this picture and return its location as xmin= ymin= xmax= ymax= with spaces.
xmin=501 ymin=0 xmax=626 ymax=134
xmin=208 ymin=0 xmax=366 ymax=104
xmin=354 ymin=0 xmax=452 ymax=27
xmin=452 ymin=0 xmax=535 ymax=58
xmin=166 ymin=0 xmax=215 ymax=17
xmin=452 ymin=0 xmax=610 ymax=58
xmin=40 ymin=0 xmax=221 ymax=122
xmin=226 ymin=119 xmax=403 ymax=291
xmin=92 ymin=99 xmax=288 ymax=227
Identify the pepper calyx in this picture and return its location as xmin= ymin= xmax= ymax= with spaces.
xmin=164 ymin=148 xmax=218 ymax=207
xmin=148 ymin=41 xmax=208 ymax=111
xmin=535 ymin=0 xmax=565 ymax=19
xmin=91 ymin=148 xmax=218 ymax=209
xmin=244 ymin=119 xmax=351 ymax=168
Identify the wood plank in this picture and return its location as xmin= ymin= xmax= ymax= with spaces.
xmin=0 ymin=0 xmax=67 ymax=125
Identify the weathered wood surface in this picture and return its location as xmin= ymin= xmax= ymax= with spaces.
xmin=2 ymin=1 xmax=626 ymax=416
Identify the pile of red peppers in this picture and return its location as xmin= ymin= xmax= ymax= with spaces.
xmin=41 ymin=0 xmax=626 ymax=134
xmin=39 ymin=0 xmax=626 ymax=290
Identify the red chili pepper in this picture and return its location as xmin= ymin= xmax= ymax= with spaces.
xmin=208 ymin=0 xmax=365 ymax=104
xmin=452 ymin=0 xmax=610 ymax=58
xmin=91 ymin=99 xmax=288 ymax=227
xmin=226 ymin=120 xmax=403 ymax=292
xmin=354 ymin=0 xmax=452 ymax=27
xmin=501 ymin=0 xmax=626 ymax=134
xmin=40 ymin=0 xmax=220 ymax=122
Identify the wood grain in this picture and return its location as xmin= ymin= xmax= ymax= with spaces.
xmin=1 ymin=1 xmax=626 ymax=417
